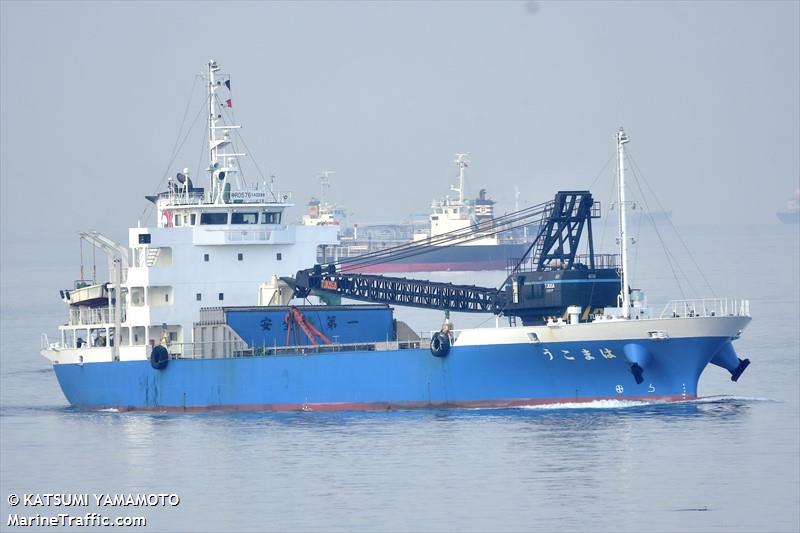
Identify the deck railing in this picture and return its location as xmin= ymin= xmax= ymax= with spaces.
xmin=577 ymin=253 xmax=621 ymax=269
xmin=508 ymin=253 xmax=620 ymax=274
xmin=68 ymin=306 xmax=127 ymax=326
xmin=659 ymin=298 xmax=750 ymax=319
xmin=170 ymin=338 xmax=422 ymax=359
xmin=156 ymin=190 xmax=293 ymax=206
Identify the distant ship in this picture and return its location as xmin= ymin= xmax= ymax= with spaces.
xmin=776 ymin=190 xmax=800 ymax=224
xmin=304 ymin=155 xmax=534 ymax=273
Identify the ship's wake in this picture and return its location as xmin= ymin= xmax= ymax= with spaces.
xmin=686 ymin=395 xmax=777 ymax=404
xmin=513 ymin=395 xmax=778 ymax=411
xmin=517 ymin=399 xmax=653 ymax=410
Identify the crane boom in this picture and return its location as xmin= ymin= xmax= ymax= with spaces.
xmin=292 ymin=268 xmax=504 ymax=313
xmin=289 ymin=191 xmax=622 ymax=324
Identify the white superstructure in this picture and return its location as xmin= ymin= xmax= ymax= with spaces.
xmin=42 ymin=60 xmax=337 ymax=365
xmin=422 ymin=154 xmax=498 ymax=245
xmin=302 ymin=171 xmax=347 ymax=227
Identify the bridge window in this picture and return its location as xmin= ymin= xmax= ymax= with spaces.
xmin=261 ymin=212 xmax=281 ymax=224
xmin=90 ymin=328 xmax=107 ymax=347
xmin=190 ymin=213 xmax=197 ymax=225
xmin=231 ymin=212 xmax=258 ymax=224
xmin=175 ymin=214 xmax=182 ymax=227
xmin=200 ymin=212 xmax=228 ymax=225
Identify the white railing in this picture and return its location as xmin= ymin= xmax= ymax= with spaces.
xmin=659 ymin=298 xmax=750 ymax=319
xmin=41 ymin=338 xmax=424 ymax=359
xmin=68 ymin=306 xmax=127 ymax=326
xmin=41 ymin=333 xmax=67 ymax=351
xmin=167 ymin=340 xmax=247 ymax=359
xmin=159 ymin=191 xmax=209 ymax=205
xmin=170 ymin=338 xmax=422 ymax=359
xmin=157 ymin=190 xmax=293 ymax=206
xmin=321 ymin=240 xmax=410 ymax=261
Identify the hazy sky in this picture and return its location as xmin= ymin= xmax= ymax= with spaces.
xmin=1 ymin=0 xmax=798 ymax=254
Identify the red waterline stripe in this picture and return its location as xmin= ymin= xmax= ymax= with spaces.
xmin=84 ymin=394 xmax=694 ymax=413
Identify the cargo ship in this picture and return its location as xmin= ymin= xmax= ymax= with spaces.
xmin=304 ymin=156 xmax=533 ymax=273
xmin=39 ymin=61 xmax=752 ymax=411
xmin=776 ymin=190 xmax=800 ymax=224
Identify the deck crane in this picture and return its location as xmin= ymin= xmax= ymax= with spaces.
xmin=289 ymin=191 xmax=622 ymax=325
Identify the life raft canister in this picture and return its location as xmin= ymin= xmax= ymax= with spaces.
xmin=150 ymin=345 xmax=169 ymax=370
xmin=430 ymin=332 xmax=451 ymax=357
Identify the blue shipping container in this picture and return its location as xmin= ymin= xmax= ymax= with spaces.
xmin=224 ymin=305 xmax=396 ymax=348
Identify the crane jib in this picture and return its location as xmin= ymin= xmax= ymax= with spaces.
xmin=294 ymin=270 xmax=504 ymax=314
xmin=289 ymin=190 xmax=622 ymax=323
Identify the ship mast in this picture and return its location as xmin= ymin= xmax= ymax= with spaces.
xmin=207 ymin=60 xmax=219 ymax=198
xmin=205 ymin=59 xmax=244 ymax=204
xmin=319 ymin=171 xmax=333 ymax=206
xmin=452 ymin=153 xmax=469 ymax=204
xmin=616 ymin=127 xmax=631 ymax=318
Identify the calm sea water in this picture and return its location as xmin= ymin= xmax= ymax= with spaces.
xmin=1 ymin=223 xmax=798 ymax=532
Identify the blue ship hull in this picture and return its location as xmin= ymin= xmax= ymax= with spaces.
xmin=52 ymin=336 xmax=727 ymax=411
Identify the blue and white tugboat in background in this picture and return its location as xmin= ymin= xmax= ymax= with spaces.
xmin=40 ymin=61 xmax=752 ymax=410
